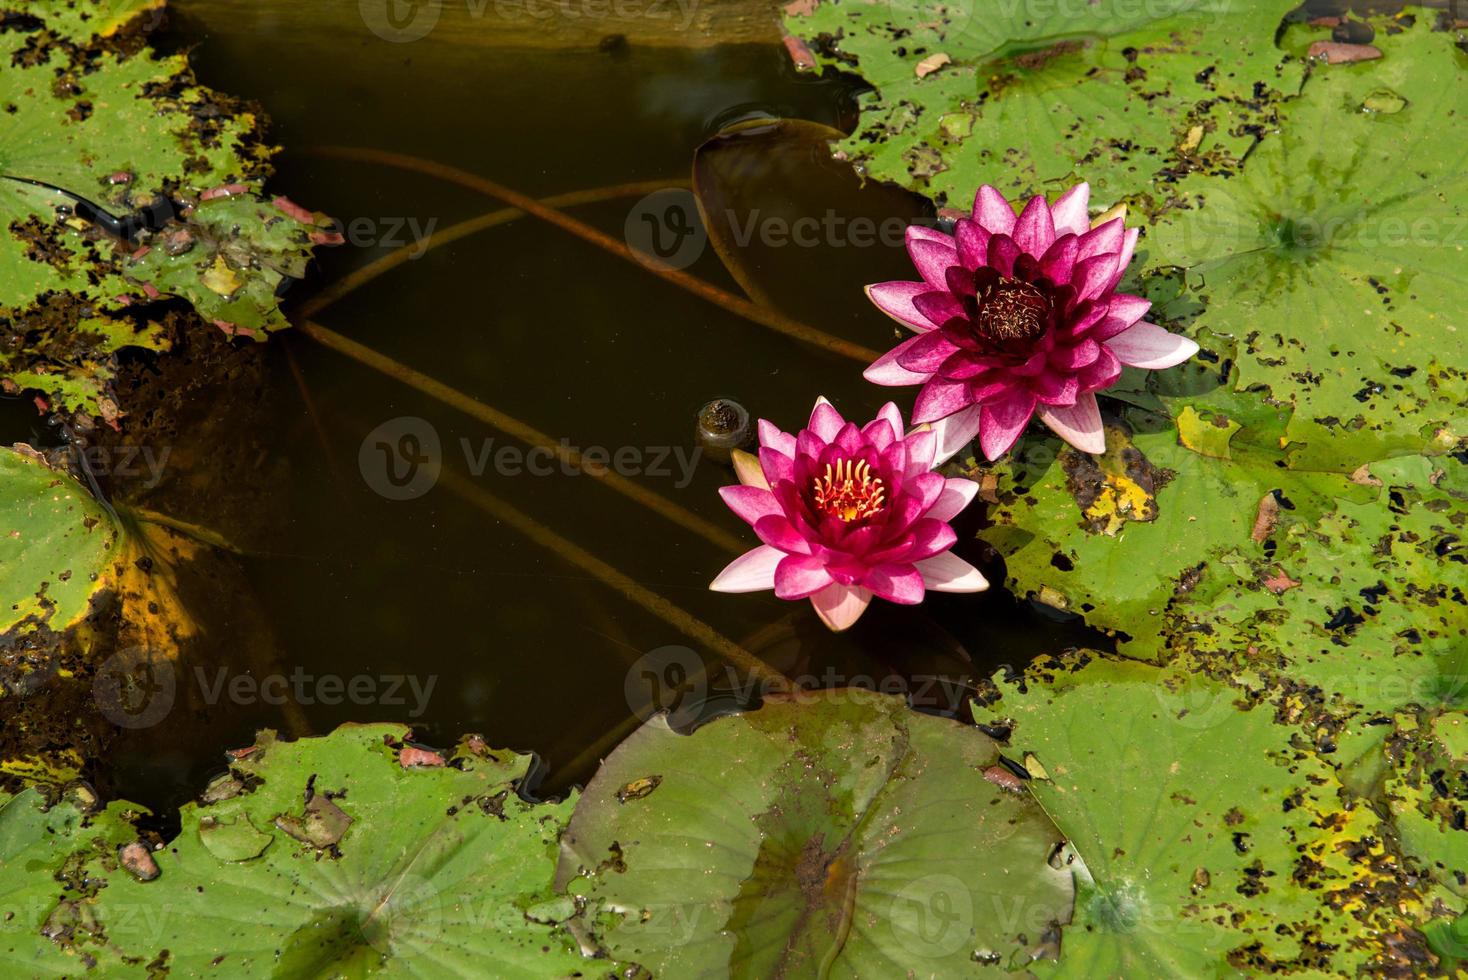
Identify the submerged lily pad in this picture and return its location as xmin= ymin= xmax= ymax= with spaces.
xmin=0 ymin=725 xmax=616 ymax=976
xmin=556 ymin=688 xmax=1074 ymax=975
xmin=784 ymin=0 xmax=1301 ymax=208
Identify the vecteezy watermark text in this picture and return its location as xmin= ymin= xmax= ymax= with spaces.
xmin=360 ymin=0 xmax=700 ymax=43
xmin=358 ymin=416 xmax=703 ymax=500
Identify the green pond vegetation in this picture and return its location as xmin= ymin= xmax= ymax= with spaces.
xmin=1 ymin=0 xmax=1466 ymax=975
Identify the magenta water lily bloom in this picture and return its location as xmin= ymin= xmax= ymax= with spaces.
xmin=864 ymin=182 xmax=1199 ymax=462
xmin=709 ymin=398 xmax=987 ymax=631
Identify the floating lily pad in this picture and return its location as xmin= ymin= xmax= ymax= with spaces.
xmin=784 ymin=0 xmax=1301 ymax=208
xmin=0 ymin=445 xmax=121 ymax=635
xmin=1142 ymin=22 xmax=1468 ymax=470
xmin=0 ymin=0 xmax=321 ymax=417
xmin=0 ymin=725 xmax=617 ymax=976
xmin=556 ymin=688 xmax=1074 ymax=975
xmin=987 ymin=655 xmax=1428 ymax=975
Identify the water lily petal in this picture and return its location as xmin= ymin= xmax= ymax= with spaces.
xmin=774 ymin=553 xmax=834 ymax=600
xmin=926 ymin=478 xmax=979 ymax=522
xmin=955 ymin=218 xmax=990 ymax=269
xmin=1013 ymin=195 xmax=1056 ymax=256
xmin=1049 ymin=182 xmax=1091 ymax=237
xmin=731 ymin=448 xmax=769 ymax=489
xmin=865 ymin=281 xmax=936 ymax=333
xmin=754 ymin=515 xmax=813 ymax=555
xmin=759 ymin=445 xmax=795 ymax=485
xmin=1038 ymin=392 xmax=1105 ymax=453
xmin=915 ymin=551 xmax=990 ymax=592
xmin=876 ymin=402 xmax=905 ymax=436
xmin=913 ymin=378 xmax=974 ymax=424
xmin=906 ymin=224 xmax=955 ymax=248
xmin=1038 ymin=234 xmax=1079 ymax=284
xmin=908 ymin=238 xmax=961 ymax=290
xmin=710 ymin=545 xmax=783 ymax=592
xmin=862 ymin=563 xmax=926 ymax=604
xmin=912 ymin=290 xmax=966 ymax=326
xmin=979 ymin=391 xmax=1037 ymax=459
xmin=1072 ymin=252 xmax=1122 ymax=301
xmin=1050 ymin=338 xmax=1101 ymax=370
xmin=808 ymin=398 xmax=845 ymax=440
xmin=906 ymin=518 xmax=958 ymax=560
xmin=810 ymin=583 xmax=873 ymax=632
xmin=1078 ymin=217 xmax=1124 ymax=260
xmin=1032 ymin=371 xmax=1080 ymax=407
xmin=1117 ymin=226 xmax=1140 ymax=271
xmin=897 ymin=331 xmax=960 ymax=373
xmin=974 ymin=185 xmax=1017 ymax=235
xmin=1077 ymin=345 xmax=1123 ymax=390
xmin=1105 ymin=292 xmax=1152 ymax=328
xmin=902 ymin=428 xmax=938 ymax=474
xmin=719 ymin=485 xmax=782 ymax=526
xmin=758 ymin=419 xmax=796 ymax=456
xmin=930 ymin=404 xmax=983 ymax=465
xmin=986 ymin=233 xmax=1022 ymax=277
xmin=865 ymin=335 xmax=935 ymax=386
xmin=1105 ymin=322 xmax=1201 ymax=369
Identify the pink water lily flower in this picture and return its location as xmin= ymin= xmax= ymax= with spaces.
xmin=864 ymin=182 xmax=1199 ymax=462
xmin=709 ymin=398 xmax=987 ymax=631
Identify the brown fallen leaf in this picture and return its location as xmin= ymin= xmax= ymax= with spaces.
xmin=916 ymin=52 xmax=952 ymax=78
xmin=118 ymin=841 xmax=160 ymax=881
xmin=400 ymin=745 xmax=446 ymax=768
xmin=275 ymin=794 xmax=353 ymax=849
xmin=1350 ymin=463 xmax=1384 ymax=487
xmin=783 ymin=0 xmax=817 ymax=15
xmin=1251 ymin=493 xmax=1279 ymax=544
xmin=782 ymin=33 xmax=816 ymax=70
xmin=1308 ymin=41 xmax=1382 ymax=63
xmin=1263 ymin=567 xmax=1301 ymax=594
xmin=982 ymin=765 xmax=1025 ymax=792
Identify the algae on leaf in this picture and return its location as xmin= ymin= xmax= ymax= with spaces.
xmin=986 ymin=655 xmax=1432 ymax=975
xmin=557 ymin=689 xmax=1074 ymax=975
xmin=783 ymin=0 xmax=1300 ymax=208
xmin=0 ymin=0 xmax=327 ymax=417
xmin=0 ymin=725 xmax=620 ymax=977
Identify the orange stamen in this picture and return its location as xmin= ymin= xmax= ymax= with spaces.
xmin=812 ymin=459 xmax=886 ymax=522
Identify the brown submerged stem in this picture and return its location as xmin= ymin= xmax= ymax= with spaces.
xmin=296 ymin=178 xmax=691 ymax=319
xmin=297 ymin=319 xmax=746 ymax=555
xmin=434 ymin=466 xmax=791 ymax=695
xmin=304 ymin=145 xmax=881 ymax=363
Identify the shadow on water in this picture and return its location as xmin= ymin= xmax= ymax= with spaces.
xmin=1 ymin=5 xmax=1113 ymax=811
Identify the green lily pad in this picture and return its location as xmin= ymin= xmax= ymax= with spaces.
xmin=0 ymin=725 xmax=620 ymax=976
xmin=1142 ymin=22 xmax=1468 ymax=471
xmin=556 ymin=688 xmax=1074 ymax=975
xmin=987 ymin=655 xmax=1427 ymax=975
xmin=783 ymin=0 xmax=1301 ymax=208
xmin=0 ymin=0 xmax=321 ymax=417
xmin=0 ymin=445 xmax=122 ymax=635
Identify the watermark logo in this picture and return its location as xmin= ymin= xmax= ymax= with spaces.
xmin=93 ymin=646 xmax=176 ymax=730
xmin=359 ymin=416 xmax=442 ymax=500
xmin=625 ymin=189 xmax=706 ymax=271
xmin=624 ymin=645 xmax=708 ymax=721
xmin=360 ymin=0 xmax=443 ymax=42
xmin=889 ymin=874 xmax=973 ymax=958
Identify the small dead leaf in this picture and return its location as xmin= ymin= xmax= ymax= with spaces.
xmin=782 ymin=0 xmax=817 ymax=14
xmin=982 ymin=765 xmax=1024 ymax=792
xmin=400 ymin=745 xmax=446 ymax=768
xmin=1251 ymin=493 xmax=1279 ymax=544
xmin=201 ymin=256 xmax=241 ymax=297
xmin=617 ymin=775 xmax=662 ymax=803
xmin=275 ymin=794 xmax=353 ymax=849
xmin=118 ymin=841 xmax=160 ymax=881
xmin=782 ymin=33 xmax=816 ymax=70
xmin=1179 ymin=125 xmax=1204 ymax=153
xmin=915 ymin=52 xmax=952 ymax=78
xmin=1263 ymin=567 xmax=1301 ymax=594
xmin=1308 ymin=41 xmax=1382 ymax=63
xmin=1350 ymin=464 xmax=1384 ymax=487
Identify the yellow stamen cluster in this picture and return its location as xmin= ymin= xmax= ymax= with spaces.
xmin=812 ymin=458 xmax=886 ymax=522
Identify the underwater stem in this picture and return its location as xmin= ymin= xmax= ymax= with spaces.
xmin=297 ymin=319 xmax=746 ymax=555
xmin=434 ymin=466 xmax=792 ymax=694
xmin=305 ymin=146 xmax=881 ymax=363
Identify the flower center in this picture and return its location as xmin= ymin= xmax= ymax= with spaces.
xmin=974 ymin=276 xmax=1050 ymax=343
xmin=812 ymin=458 xmax=886 ymax=522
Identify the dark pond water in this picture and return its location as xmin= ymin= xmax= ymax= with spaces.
xmin=2 ymin=3 xmax=1108 ymax=812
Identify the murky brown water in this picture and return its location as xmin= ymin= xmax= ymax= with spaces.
xmin=2 ymin=3 xmax=1107 ymax=811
